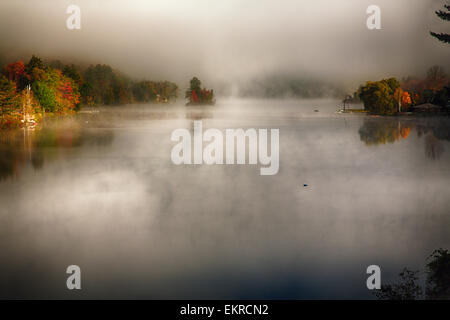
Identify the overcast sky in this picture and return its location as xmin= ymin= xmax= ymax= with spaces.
xmin=0 ymin=0 xmax=449 ymax=90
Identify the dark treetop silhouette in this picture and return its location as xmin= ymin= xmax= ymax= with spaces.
xmin=430 ymin=4 xmax=450 ymax=44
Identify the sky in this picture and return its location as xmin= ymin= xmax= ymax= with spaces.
xmin=0 ymin=0 xmax=449 ymax=92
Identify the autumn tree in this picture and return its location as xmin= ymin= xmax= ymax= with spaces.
xmin=393 ymin=87 xmax=412 ymax=112
xmin=2 ymin=61 xmax=29 ymax=90
xmin=401 ymin=66 xmax=449 ymax=106
xmin=430 ymin=4 xmax=450 ymax=44
xmin=185 ymin=77 xmax=215 ymax=105
xmin=359 ymin=78 xmax=400 ymax=114
xmin=0 ymin=76 xmax=21 ymax=121
xmin=30 ymin=66 xmax=80 ymax=113
xmin=60 ymin=80 xmax=80 ymax=109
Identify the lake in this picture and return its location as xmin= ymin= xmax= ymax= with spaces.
xmin=0 ymin=99 xmax=449 ymax=299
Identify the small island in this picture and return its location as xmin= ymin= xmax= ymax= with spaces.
xmin=185 ymin=77 xmax=215 ymax=106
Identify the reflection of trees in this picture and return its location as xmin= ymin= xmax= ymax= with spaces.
xmin=358 ymin=119 xmax=412 ymax=146
xmin=0 ymin=142 xmax=22 ymax=180
xmin=359 ymin=118 xmax=450 ymax=160
xmin=416 ymin=119 xmax=450 ymax=142
xmin=186 ymin=110 xmax=214 ymax=120
xmin=375 ymin=249 xmax=450 ymax=300
xmin=416 ymin=119 xmax=450 ymax=160
xmin=0 ymin=125 xmax=114 ymax=181
xmin=425 ymin=134 xmax=444 ymax=160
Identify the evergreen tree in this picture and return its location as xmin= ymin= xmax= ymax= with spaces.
xmin=25 ymin=55 xmax=44 ymax=74
xmin=185 ymin=77 xmax=201 ymax=100
xmin=430 ymin=4 xmax=450 ymax=44
xmin=62 ymin=64 xmax=82 ymax=84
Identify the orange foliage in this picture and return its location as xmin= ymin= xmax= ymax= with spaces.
xmin=401 ymin=91 xmax=412 ymax=107
xmin=400 ymin=127 xmax=411 ymax=139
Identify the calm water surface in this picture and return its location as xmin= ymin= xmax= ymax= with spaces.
xmin=0 ymin=99 xmax=449 ymax=299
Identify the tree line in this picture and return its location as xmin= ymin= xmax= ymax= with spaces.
xmin=0 ymin=55 xmax=178 ymax=128
xmin=349 ymin=66 xmax=450 ymax=115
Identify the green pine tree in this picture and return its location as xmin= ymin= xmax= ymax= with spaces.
xmin=430 ymin=4 xmax=450 ymax=44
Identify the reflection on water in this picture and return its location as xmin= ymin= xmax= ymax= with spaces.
xmin=359 ymin=118 xmax=450 ymax=160
xmin=0 ymin=119 xmax=114 ymax=181
xmin=359 ymin=119 xmax=412 ymax=146
xmin=0 ymin=100 xmax=449 ymax=299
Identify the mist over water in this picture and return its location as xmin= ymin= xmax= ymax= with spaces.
xmin=1 ymin=0 xmax=450 ymax=93
xmin=0 ymin=100 xmax=449 ymax=299
xmin=1 ymin=0 xmax=449 ymax=301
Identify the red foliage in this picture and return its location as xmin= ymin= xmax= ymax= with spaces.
xmin=60 ymin=81 xmax=80 ymax=107
xmin=3 ymin=61 xmax=28 ymax=84
xmin=191 ymin=90 xmax=199 ymax=103
xmin=202 ymin=89 xmax=211 ymax=100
